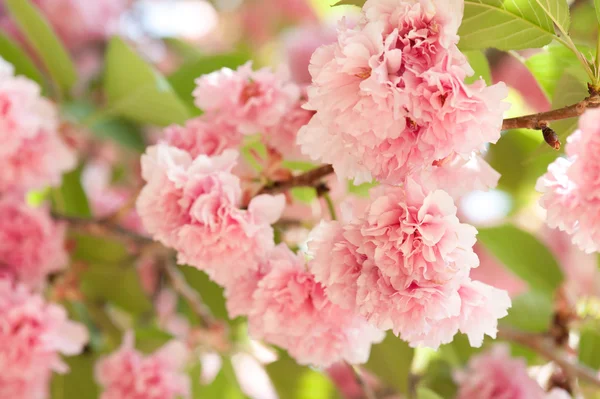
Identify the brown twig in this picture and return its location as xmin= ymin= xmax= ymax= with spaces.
xmin=501 ymin=93 xmax=600 ymax=130
xmin=498 ymin=327 xmax=600 ymax=388
xmin=258 ymin=164 xmax=334 ymax=195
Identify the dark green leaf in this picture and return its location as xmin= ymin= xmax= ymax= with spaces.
xmin=501 ymin=290 xmax=553 ymax=332
xmin=135 ymin=327 xmax=174 ymax=354
xmin=51 ymin=354 xmax=99 ymax=399
xmin=365 ymin=332 xmax=414 ymax=394
xmin=192 ymin=357 xmax=247 ymax=399
xmin=439 ymin=334 xmax=482 ymax=366
xmin=104 ymin=37 xmax=190 ymax=126
xmin=51 ymin=165 xmax=92 ymax=218
xmin=179 ymin=265 xmax=228 ymax=321
xmin=167 ymin=52 xmax=249 ymax=112
xmin=5 ymin=0 xmax=76 ymax=95
xmin=418 ymin=358 xmax=458 ymax=399
xmin=464 ymin=50 xmax=491 ymax=85
xmin=579 ymin=324 xmax=600 ymax=369
xmin=266 ymin=352 xmax=341 ymax=399
xmin=0 ymin=32 xmax=46 ymax=90
xmin=460 ymin=0 xmax=569 ymax=51
xmin=478 ymin=224 xmax=563 ymax=295
xmin=71 ymin=234 xmax=130 ymax=265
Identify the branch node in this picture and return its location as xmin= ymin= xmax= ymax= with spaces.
xmin=542 ymin=127 xmax=561 ymax=150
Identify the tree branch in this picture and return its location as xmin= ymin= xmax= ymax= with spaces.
xmin=258 ymin=164 xmax=334 ymax=195
xmin=498 ymin=327 xmax=600 ymax=389
xmin=502 ymin=93 xmax=600 ymax=130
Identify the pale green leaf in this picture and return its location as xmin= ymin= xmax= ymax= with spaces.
xmin=179 ymin=265 xmax=229 ymax=321
xmin=266 ymin=353 xmax=341 ymax=399
xmin=501 ymin=290 xmax=553 ymax=332
xmin=51 ymin=354 xmax=99 ymax=399
xmin=460 ymin=0 xmax=568 ymax=50
xmin=71 ymin=234 xmax=130 ymax=265
xmin=477 ymin=224 xmax=563 ymax=295
xmin=0 ymin=32 xmax=46 ymax=90
xmin=191 ymin=357 xmax=247 ymax=399
xmin=465 ymin=50 xmax=492 ymax=85
xmin=5 ymin=0 xmax=76 ymax=95
xmin=595 ymin=0 xmax=600 ymax=25
xmin=417 ymin=387 xmax=444 ymax=399
xmin=365 ymin=333 xmax=414 ymax=394
xmin=105 ymin=37 xmax=190 ymax=127
xmin=579 ymin=325 xmax=600 ymax=370
xmin=51 ymin=165 xmax=92 ymax=218
xmin=332 ymin=0 xmax=365 ymax=6
xmin=135 ymin=327 xmax=174 ymax=354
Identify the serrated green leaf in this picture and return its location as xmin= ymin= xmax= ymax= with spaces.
xmin=192 ymin=357 xmax=247 ymax=399
xmin=266 ymin=353 xmax=341 ymax=399
xmin=477 ymin=224 xmax=563 ymax=295
xmin=51 ymin=165 xmax=92 ymax=218
xmin=464 ymin=51 xmax=491 ymax=85
xmin=417 ymin=387 xmax=444 ymax=399
xmin=51 ymin=354 xmax=99 ymax=399
xmin=501 ymin=290 xmax=553 ymax=332
xmin=460 ymin=0 xmax=569 ymax=51
xmin=579 ymin=325 xmax=600 ymax=370
xmin=167 ymin=52 xmax=249 ymax=112
xmin=104 ymin=37 xmax=190 ymax=127
xmin=365 ymin=333 xmax=414 ymax=394
xmin=5 ymin=0 xmax=76 ymax=95
xmin=0 ymin=32 xmax=46 ymax=90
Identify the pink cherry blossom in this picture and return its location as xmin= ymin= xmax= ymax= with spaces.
xmin=95 ymin=332 xmax=190 ymax=399
xmin=537 ymin=108 xmax=600 ymax=253
xmin=0 ymin=58 xmax=75 ymax=194
xmin=163 ymin=115 xmax=243 ymax=158
xmin=248 ymin=245 xmax=384 ymax=367
xmin=0 ymin=276 xmax=88 ymax=399
xmin=137 ymin=144 xmax=285 ymax=285
xmin=194 ymin=62 xmax=300 ymax=135
xmin=283 ymin=24 xmax=337 ymax=85
xmin=0 ymin=198 xmax=68 ymax=289
xmin=455 ymin=344 xmax=548 ymax=399
xmin=298 ymin=2 xmax=508 ymax=184
xmin=263 ymin=96 xmax=314 ymax=160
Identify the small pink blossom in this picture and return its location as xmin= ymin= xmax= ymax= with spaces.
xmin=137 ymin=144 xmax=285 ymax=285
xmin=0 ymin=198 xmax=68 ymax=289
xmin=0 ymin=58 xmax=75 ymax=194
xmin=537 ymin=108 xmax=600 ymax=253
xmin=194 ymin=62 xmax=300 ymax=135
xmin=455 ymin=344 xmax=547 ymax=399
xmin=95 ymin=332 xmax=190 ymax=399
xmin=163 ymin=115 xmax=243 ymax=158
xmin=248 ymin=245 xmax=384 ymax=367
xmin=0 ymin=277 xmax=88 ymax=399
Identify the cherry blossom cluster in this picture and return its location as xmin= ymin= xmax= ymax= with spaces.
xmin=309 ymin=181 xmax=510 ymax=349
xmin=95 ymin=332 xmax=191 ymax=399
xmin=298 ymin=0 xmax=508 ymax=185
xmin=537 ymin=108 xmax=600 ymax=254
xmin=455 ymin=345 xmax=571 ymax=399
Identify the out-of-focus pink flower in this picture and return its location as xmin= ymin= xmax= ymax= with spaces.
xmin=283 ymin=24 xmax=337 ymax=85
xmin=263 ymin=96 xmax=314 ymax=160
xmin=0 ymin=58 xmax=75 ymax=194
xmin=31 ymin=0 xmax=127 ymax=51
xmin=0 ymin=198 xmax=68 ymax=289
xmin=310 ymin=180 xmax=510 ymax=348
xmin=137 ymin=144 xmax=285 ymax=285
xmin=96 ymin=332 xmax=190 ymax=399
xmin=327 ymin=362 xmax=376 ymax=399
xmin=298 ymin=2 xmax=508 ymax=184
xmin=537 ymin=108 xmax=600 ymax=253
xmin=0 ymin=276 xmax=88 ymax=399
xmin=163 ymin=115 xmax=243 ymax=158
xmin=455 ymin=345 xmax=547 ymax=399
xmin=248 ymin=245 xmax=384 ymax=367
xmin=155 ymin=289 xmax=190 ymax=339
xmin=194 ymin=62 xmax=300 ymax=135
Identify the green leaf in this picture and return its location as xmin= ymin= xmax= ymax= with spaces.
xmin=266 ymin=353 xmax=341 ymax=399
xmin=71 ymin=234 xmax=130 ymax=265
xmin=501 ymin=290 xmax=553 ymax=332
xmin=291 ymin=187 xmax=317 ymax=204
xmin=478 ymin=224 xmax=563 ymax=295
xmin=0 ymin=32 xmax=46 ymax=90
xmin=332 ymin=0 xmax=366 ymax=6
xmin=417 ymin=358 xmax=458 ymax=399
xmin=167 ymin=52 xmax=249 ymax=112
xmin=365 ymin=333 xmax=414 ymax=394
xmin=51 ymin=165 xmax=92 ymax=218
xmin=80 ymin=263 xmax=153 ymax=317
xmin=135 ymin=327 xmax=174 ymax=354
xmin=51 ymin=354 xmax=99 ymax=399
xmin=417 ymin=387 xmax=444 ymax=399
xmin=595 ymin=0 xmax=600 ymax=25
xmin=464 ymin=51 xmax=492 ymax=85
xmin=5 ymin=0 xmax=76 ymax=95
xmin=192 ymin=357 xmax=247 ymax=399
xmin=179 ymin=265 xmax=229 ymax=321
xmin=579 ymin=325 xmax=600 ymax=369
xmin=460 ymin=0 xmax=568 ymax=51
xmin=104 ymin=37 xmax=190 ymax=127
